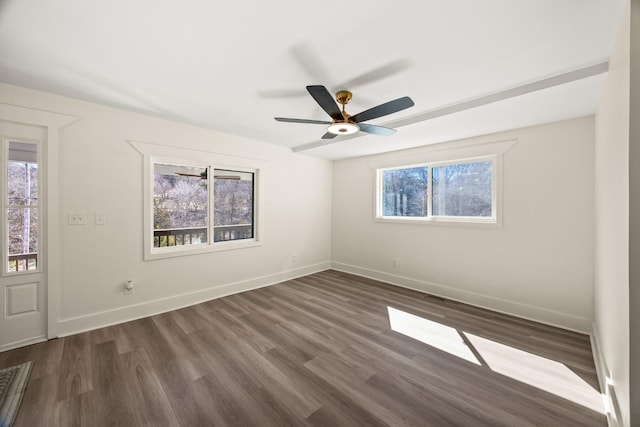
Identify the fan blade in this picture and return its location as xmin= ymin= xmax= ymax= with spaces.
xmin=307 ymin=85 xmax=343 ymax=121
xmin=358 ymin=123 xmax=397 ymax=136
xmin=292 ymin=44 xmax=331 ymax=83
xmin=350 ymin=96 xmax=415 ymax=123
xmin=338 ymin=59 xmax=412 ymax=89
xmin=259 ymin=88 xmax=307 ymax=98
xmin=275 ymin=117 xmax=332 ymax=125
xmin=258 ymin=44 xmax=331 ymax=99
xmin=177 ymin=169 xmax=207 ymax=179
xmin=321 ymin=132 xmax=337 ymax=139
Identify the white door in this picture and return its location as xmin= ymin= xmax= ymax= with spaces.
xmin=0 ymin=120 xmax=47 ymax=351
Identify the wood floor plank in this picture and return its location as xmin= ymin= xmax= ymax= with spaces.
xmin=190 ymin=327 xmax=307 ymax=427
xmin=12 ymin=373 xmax=59 ymax=427
xmin=91 ymin=340 xmax=137 ymax=426
xmin=221 ymin=333 xmax=324 ymax=419
xmin=1 ymin=270 xmax=606 ymax=426
xmin=265 ymin=346 xmax=390 ymax=427
xmin=152 ymin=357 xmax=202 ymax=424
xmin=120 ymin=348 xmax=180 ymax=426
xmin=56 ymin=333 xmax=93 ymax=401
xmin=304 ymin=352 xmax=426 ymax=427
xmin=190 ymin=373 xmax=255 ymax=427
xmin=55 ymin=390 xmax=94 ymax=427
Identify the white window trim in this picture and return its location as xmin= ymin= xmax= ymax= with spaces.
xmin=129 ymin=140 xmax=262 ymax=261
xmin=370 ymin=138 xmax=516 ymax=227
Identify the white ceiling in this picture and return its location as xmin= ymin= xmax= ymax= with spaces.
xmin=0 ymin=0 xmax=625 ymax=160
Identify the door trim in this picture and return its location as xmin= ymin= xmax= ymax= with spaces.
xmin=0 ymin=103 xmax=76 ymax=340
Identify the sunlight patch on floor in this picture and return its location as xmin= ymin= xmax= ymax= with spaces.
xmin=464 ymin=332 xmax=605 ymax=414
xmin=387 ymin=306 xmax=480 ymax=365
xmin=387 ymin=306 xmax=605 ymax=414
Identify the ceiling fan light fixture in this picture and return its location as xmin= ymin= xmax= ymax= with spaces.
xmin=275 ymin=85 xmax=413 ymax=138
xmin=327 ymin=122 xmax=359 ymax=135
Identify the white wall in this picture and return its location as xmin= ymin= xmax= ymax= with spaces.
xmin=332 ymin=117 xmax=595 ymax=332
xmin=594 ymin=0 xmax=631 ymax=425
xmin=0 ymin=83 xmax=333 ymax=337
xmin=629 ymin=0 xmax=640 ymax=421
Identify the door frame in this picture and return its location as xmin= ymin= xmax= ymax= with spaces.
xmin=0 ymin=103 xmax=76 ymax=340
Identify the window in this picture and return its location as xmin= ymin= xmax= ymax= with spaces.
xmin=432 ymin=161 xmax=493 ymax=217
xmin=213 ymin=169 xmax=254 ymax=242
xmin=150 ymin=159 xmax=257 ymax=258
xmin=5 ymin=141 xmax=39 ymax=273
xmin=382 ymin=166 xmax=428 ymax=217
xmin=377 ymin=157 xmax=496 ymax=224
xmin=153 ymin=163 xmax=209 ymax=248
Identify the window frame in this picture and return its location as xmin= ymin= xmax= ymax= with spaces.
xmin=374 ymin=149 xmax=505 ymax=227
xmin=212 ymin=168 xmax=256 ymax=244
xmin=2 ymin=137 xmax=43 ymax=276
xmin=429 ymin=156 xmax=497 ymax=223
xmin=143 ymin=153 xmax=261 ymax=261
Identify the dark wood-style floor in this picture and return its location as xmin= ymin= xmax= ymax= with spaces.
xmin=1 ymin=270 xmax=606 ymax=426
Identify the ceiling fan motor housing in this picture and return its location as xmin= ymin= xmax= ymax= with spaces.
xmin=335 ymin=90 xmax=353 ymax=105
xmin=274 ymin=85 xmax=414 ymax=138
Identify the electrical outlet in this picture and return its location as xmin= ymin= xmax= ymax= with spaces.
xmin=124 ymin=280 xmax=134 ymax=295
xmin=68 ymin=212 xmax=86 ymax=225
xmin=292 ymin=255 xmax=297 ymax=263
xmin=392 ymin=258 xmax=400 ymax=267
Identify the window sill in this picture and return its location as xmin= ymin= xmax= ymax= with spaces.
xmin=145 ymin=238 xmax=262 ymax=261
xmin=374 ymin=216 xmax=500 ymax=227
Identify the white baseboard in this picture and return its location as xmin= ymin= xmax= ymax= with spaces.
xmin=56 ymin=260 xmax=591 ymax=338
xmin=331 ymin=261 xmax=592 ymax=333
xmin=57 ymin=262 xmax=331 ymax=337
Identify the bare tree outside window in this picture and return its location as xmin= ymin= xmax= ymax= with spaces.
xmin=152 ymin=164 xmax=255 ymax=248
xmin=153 ymin=164 xmax=208 ymax=247
xmin=432 ymin=161 xmax=492 ymax=217
xmin=214 ymin=170 xmax=254 ymax=242
xmin=382 ymin=166 xmax=428 ymax=217
xmin=379 ymin=158 xmax=494 ymax=221
xmin=6 ymin=141 xmax=39 ymax=272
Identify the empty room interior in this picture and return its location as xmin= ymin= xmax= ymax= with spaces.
xmin=0 ymin=1 xmax=638 ymax=426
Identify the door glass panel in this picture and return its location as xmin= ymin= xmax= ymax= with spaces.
xmin=8 ymin=162 xmax=38 ymax=206
xmin=6 ymin=141 xmax=39 ymax=273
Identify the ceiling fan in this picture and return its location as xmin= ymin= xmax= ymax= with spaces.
xmin=275 ymin=85 xmax=415 ymax=139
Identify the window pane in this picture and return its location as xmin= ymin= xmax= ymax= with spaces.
xmin=214 ymin=169 xmax=254 ymax=242
xmin=6 ymin=141 xmax=39 ymax=272
xmin=382 ymin=166 xmax=428 ymax=217
xmin=432 ymin=161 xmax=493 ymax=217
xmin=7 ymin=207 xmax=38 ymax=272
xmin=7 ymin=161 xmax=38 ymax=206
xmin=153 ymin=163 xmax=208 ymax=248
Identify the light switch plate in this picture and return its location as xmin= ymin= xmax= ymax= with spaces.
xmin=95 ymin=212 xmax=106 ymax=225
